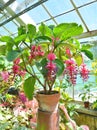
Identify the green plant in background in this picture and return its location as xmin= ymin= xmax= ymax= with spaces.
xmin=92 ymin=100 xmax=97 ymax=110
xmin=79 ymin=83 xmax=93 ymax=102
xmin=92 ymin=59 xmax=97 ymax=82
xmin=0 ymin=22 xmax=93 ymax=100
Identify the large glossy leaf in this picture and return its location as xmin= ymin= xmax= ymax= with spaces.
xmin=53 ymin=23 xmax=83 ymax=40
xmin=0 ymin=45 xmax=6 ymax=55
xmin=36 ymin=58 xmax=48 ymax=76
xmin=6 ymin=50 xmax=20 ymax=61
xmin=0 ymin=36 xmax=14 ymax=51
xmin=81 ymin=50 xmax=93 ymax=60
xmin=0 ymin=57 xmax=5 ymax=69
xmin=39 ymin=23 xmax=52 ymax=37
xmin=74 ymin=53 xmax=83 ymax=66
xmin=14 ymin=34 xmax=27 ymax=45
xmin=0 ymin=36 xmax=14 ymax=43
xmin=27 ymin=24 xmax=36 ymax=42
xmin=23 ymin=77 xmax=36 ymax=100
xmin=18 ymin=25 xmax=26 ymax=36
xmin=34 ymin=36 xmax=52 ymax=42
xmin=81 ymin=44 xmax=93 ymax=50
xmin=54 ymin=59 xmax=64 ymax=76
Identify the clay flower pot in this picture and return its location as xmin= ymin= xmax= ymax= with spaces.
xmin=84 ymin=101 xmax=89 ymax=108
xmin=36 ymin=91 xmax=60 ymax=130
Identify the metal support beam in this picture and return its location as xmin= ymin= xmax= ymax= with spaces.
xmin=0 ymin=0 xmax=48 ymax=27
xmin=70 ymin=0 xmax=89 ymax=32
xmin=75 ymin=30 xmax=97 ymax=39
xmin=41 ymin=4 xmax=58 ymax=25
xmin=0 ymin=0 xmax=16 ymax=10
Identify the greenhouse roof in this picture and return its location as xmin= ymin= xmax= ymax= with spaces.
xmin=0 ymin=0 xmax=97 ymax=41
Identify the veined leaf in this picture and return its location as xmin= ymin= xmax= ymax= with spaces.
xmin=81 ymin=44 xmax=93 ymax=50
xmin=34 ymin=36 xmax=52 ymax=42
xmin=54 ymin=59 xmax=64 ymax=76
xmin=36 ymin=58 xmax=48 ymax=76
xmin=53 ymin=23 xmax=83 ymax=40
xmin=81 ymin=50 xmax=93 ymax=60
xmin=6 ymin=50 xmax=20 ymax=61
xmin=14 ymin=34 xmax=27 ymax=45
xmin=23 ymin=77 xmax=36 ymax=100
xmin=0 ymin=36 xmax=15 ymax=51
xmin=0 ymin=45 xmax=6 ymax=55
xmin=18 ymin=25 xmax=26 ymax=36
xmin=39 ymin=23 xmax=52 ymax=37
xmin=74 ymin=54 xmax=83 ymax=66
xmin=27 ymin=24 xmax=36 ymax=43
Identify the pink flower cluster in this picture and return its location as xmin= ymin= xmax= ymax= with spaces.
xmin=29 ymin=45 xmax=44 ymax=61
xmin=64 ymin=59 xmax=78 ymax=85
xmin=13 ymin=58 xmax=26 ymax=77
xmin=65 ymin=48 xmax=72 ymax=58
xmin=80 ymin=64 xmax=89 ymax=82
xmin=0 ymin=71 xmax=9 ymax=82
xmin=46 ymin=53 xmax=56 ymax=80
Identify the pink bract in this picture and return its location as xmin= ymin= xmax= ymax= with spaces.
xmin=0 ymin=71 xmax=9 ymax=82
xmin=47 ymin=53 xmax=56 ymax=61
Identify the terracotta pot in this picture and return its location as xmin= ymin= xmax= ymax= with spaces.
xmin=37 ymin=109 xmax=59 ymax=130
xmin=36 ymin=91 xmax=60 ymax=112
xmin=36 ymin=91 xmax=60 ymax=130
xmin=84 ymin=101 xmax=89 ymax=108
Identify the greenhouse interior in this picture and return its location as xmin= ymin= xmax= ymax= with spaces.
xmin=0 ymin=0 xmax=97 ymax=130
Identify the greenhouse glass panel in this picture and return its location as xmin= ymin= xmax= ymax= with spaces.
xmin=73 ymin=0 xmax=95 ymax=6
xmin=79 ymin=2 xmax=97 ymax=31
xmin=0 ymin=27 xmax=10 ymax=35
xmin=27 ymin=5 xmax=50 ymax=24
xmin=4 ymin=21 xmax=18 ymax=33
xmin=44 ymin=0 xmax=73 ymax=16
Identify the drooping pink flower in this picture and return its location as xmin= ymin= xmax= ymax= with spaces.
xmin=31 ymin=45 xmax=36 ymax=51
xmin=66 ymin=48 xmax=71 ymax=57
xmin=1 ymin=71 xmax=9 ymax=82
xmin=65 ymin=59 xmax=75 ymax=65
xmin=47 ymin=53 xmax=56 ymax=61
xmin=46 ymin=62 xmax=56 ymax=71
xmin=64 ymin=59 xmax=78 ymax=85
xmin=19 ymin=70 xmax=26 ymax=77
xmin=30 ymin=45 xmax=44 ymax=60
xmin=14 ymin=58 xmax=20 ymax=65
xmin=12 ymin=64 xmax=20 ymax=74
xmin=38 ymin=51 xmax=44 ymax=56
xmin=19 ymin=92 xmax=27 ymax=103
xmin=80 ymin=64 xmax=89 ymax=82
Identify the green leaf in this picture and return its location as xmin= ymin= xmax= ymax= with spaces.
xmin=34 ymin=36 xmax=52 ymax=42
xmin=36 ymin=58 xmax=48 ymax=76
xmin=0 ymin=36 xmax=14 ymax=43
xmin=23 ymin=77 xmax=36 ymax=100
xmin=74 ymin=54 xmax=83 ymax=66
xmin=53 ymin=23 xmax=83 ymax=40
xmin=18 ymin=25 xmax=26 ymax=36
xmin=6 ymin=50 xmax=20 ymax=61
xmin=54 ymin=59 xmax=64 ymax=76
xmin=74 ymin=39 xmax=80 ymax=49
xmin=81 ymin=44 xmax=93 ymax=50
xmin=39 ymin=23 xmax=52 ymax=37
xmin=14 ymin=34 xmax=27 ymax=45
xmin=0 ymin=45 xmax=6 ymax=55
xmin=81 ymin=50 xmax=93 ymax=60
xmin=27 ymin=24 xmax=36 ymax=42
xmin=0 ymin=36 xmax=15 ymax=51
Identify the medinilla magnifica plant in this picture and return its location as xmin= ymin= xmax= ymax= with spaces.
xmin=0 ymin=22 xmax=93 ymax=100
